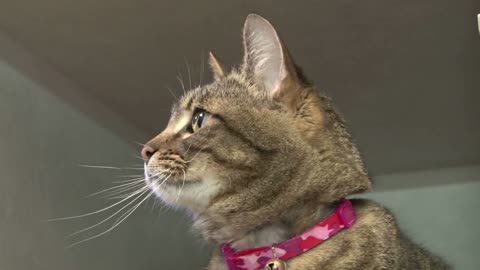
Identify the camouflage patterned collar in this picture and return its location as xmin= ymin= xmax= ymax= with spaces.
xmin=221 ymin=199 xmax=356 ymax=270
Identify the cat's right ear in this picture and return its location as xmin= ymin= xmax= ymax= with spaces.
xmin=208 ymin=51 xmax=227 ymax=80
xmin=241 ymin=14 xmax=302 ymax=102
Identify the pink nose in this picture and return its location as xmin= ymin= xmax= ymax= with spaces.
xmin=141 ymin=145 xmax=156 ymax=162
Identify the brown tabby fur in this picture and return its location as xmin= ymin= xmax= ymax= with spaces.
xmin=143 ymin=14 xmax=450 ymax=270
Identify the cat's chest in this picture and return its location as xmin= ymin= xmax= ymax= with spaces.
xmin=231 ymin=223 xmax=290 ymax=251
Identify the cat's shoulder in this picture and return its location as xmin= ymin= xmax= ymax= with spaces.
xmin=350 ymin=198 xmax=400 ymax=231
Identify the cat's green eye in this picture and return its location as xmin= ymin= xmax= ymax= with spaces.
xmin=190 ymin=110 xmax=209 ymax=133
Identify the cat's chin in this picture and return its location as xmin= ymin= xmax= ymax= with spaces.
xmin=147 ymin=174 xmax=223 ymax=212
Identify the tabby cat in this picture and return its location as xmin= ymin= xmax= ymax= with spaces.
xmin=141 ymin=14 xmax=450 ymax=270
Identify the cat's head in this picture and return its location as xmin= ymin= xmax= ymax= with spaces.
xmin=142 ymin=14 xmax=371 ymax=225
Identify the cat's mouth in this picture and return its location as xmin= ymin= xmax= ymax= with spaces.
xmin=144 ymin=163 xmax=200 ymax=188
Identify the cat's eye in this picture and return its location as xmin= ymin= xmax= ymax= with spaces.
xmin=190 ymin=110 xmax=209 ymax=132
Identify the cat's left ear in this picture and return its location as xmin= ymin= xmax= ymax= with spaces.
xmin=242 ymin=14 xmax=302 ymax=101
xmin=208 ymin=51 xmax=227 ymax=80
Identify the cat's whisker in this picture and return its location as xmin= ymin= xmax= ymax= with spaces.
xmin=185 ymin=146 xmax=208 ymax=163
xmin=177 ymin=74 xmax=186 ymax=94
xmin=112 ymin=176 xmax=161 ymax=226
xmin=109 ymin=180 xmax=144 ymax=186
xmin=105 ymin=194 xmax=136 ymax=200
xmin=184 ymin=57 xmax=192 ymax=90
xmin=131 ymin=154 xmax=144 ymax=160
xmin=44 ymin=174 xmax=158 ymax=222
xmin=112 ymin=199 xmax=141 ymax=225
xmin=155 ymin=173 xmax=173 ymax=189
xmin=113 ymin=189 xmax=156 ymax=228
xmin=78 ymin=164 xmax=145 ymax=171
xmin=132 ymin=141 xmax=146 ymax=148
xmin=64 ymin=174 xmax=165 ymax=247
xmin=110 ymin=175 xmax=166 ymax=223
xmin=100 ymin=180 xmax=148 ymax=198
xmin=175 ymin=169 xmax=187 ymax=203
xmin=107 ymin=179 xmax=160 ymax=200
xmin=66 ymin=190 xmax=155 ymax=248
xmin=99 ymin=183 xmax=146 ymax=199
xmin=68 ymin=188 xmax=150 ymax=238
xmin=185 ymin=120 xmax=215 ymax=160
xmin=78 ymin=164 xmax=123 ymax=170
xmin=120 ymin=163 xmax=145 ymax=168
xmin=120 ymin=167 xmax=145 ymax=170
xmin=121 ymin=167 xmax=145 ymax=170
xmin=46 ymin=188 xmax=146 ymax=221
xmin=184 ymin=131 xmax=213 ymax=163
xmin=86 ymin=180 xmax=144 ymax=198
xmin=165 ymin=86 xmax=179 ymax=102
xmin=110 ymin=176 xmax=145 ymax=185
xmin=113 ymin=176 xmax=145 ymax=183
xmin=199 ymin=51 xmax=205 ymax=87
xmin=183 ymin=143 xmax=193 ymax=156
xmin=150 ymin=192 xmax=161 ymax=211
xmin=117 ymin=174 xmax=143 ymax=178
xmin=184 ymin=127 xmax=212 ymax=163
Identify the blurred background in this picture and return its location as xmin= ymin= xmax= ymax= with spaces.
xmin=0 ymin=1 xmax=479 ymax=269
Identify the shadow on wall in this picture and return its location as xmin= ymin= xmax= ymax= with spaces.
xmin=0 ymin=31 xmax=148 ymax=143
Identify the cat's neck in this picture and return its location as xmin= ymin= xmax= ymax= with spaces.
xmin=191 ymin=142 xmax=369 ymax=247
xmin=230 ymin=203 xmax=334 ymax=250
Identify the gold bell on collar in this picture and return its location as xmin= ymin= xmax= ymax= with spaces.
xmin=264 ymin=258 xmax=287 ymax=270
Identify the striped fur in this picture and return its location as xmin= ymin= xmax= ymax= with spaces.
xmin=143 ymin=14 xmax=450 ymax=270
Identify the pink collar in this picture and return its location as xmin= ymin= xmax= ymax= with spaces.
xmin=221 ymin=199 xmax=356 ymax=270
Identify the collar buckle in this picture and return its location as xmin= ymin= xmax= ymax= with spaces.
xmin=335 ymin=200 xmax=356 ymax=228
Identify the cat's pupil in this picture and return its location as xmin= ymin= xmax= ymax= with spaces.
xmin=196 ymin=113 xmax=204 ymax=128
xmin=190 ymin=111 xmax=207 ymax=133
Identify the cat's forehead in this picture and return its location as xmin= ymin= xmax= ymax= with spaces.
xmin=176 ymin=72 xmax=269 ymax=112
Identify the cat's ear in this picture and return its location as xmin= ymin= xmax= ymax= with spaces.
xmin=208 ymin=51 xmax=227 ymax=80
xmin=242 ymin=14 xmax=301 ymax=99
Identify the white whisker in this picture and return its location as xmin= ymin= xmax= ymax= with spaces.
xmin=183 ymin=143 xmax=193 ymax=156
xmin=185 ymin=148 xmax=204 ymax=163
xmin=68 ymin=188 xmax=149 ymax=237
xmin=113 ymin=189 xmax=155 ymax=228
xmin=199 ymin=51 xmax=205 ymax=87
xmin=177 ymin=74 xmax=186 ymax=94
xmin=100 ymin=183 xmax=146 ymax=199
xmin=78 ymin=165 xmax=122 ymax=170
xmin=184 ymin=57 xmax=192 ymax=90
xmin=165 ymin=86 xmax=179 ymax=101
xmin=185 ymin=127 xmax=213 ymax=163
xmin=67 ymin=190 xmax=155 ymax=248
xmin=117 ymin=174 xmax=143 ymax=178
xmin=131 ymin=154 xmax=144 ymax=160
xmin=44 ymin=174 xmax=161 ymax=222
xmin=86 ymin=180 xmax=144 ymax=198
xmin=155 ymin=173 xmax=173 ymax=188
xmin=176 ymin=169 xmax=186 ymax=203
xmin=132 ymin=141 xmax=147 ymax=148
xmin=112 ymin=177 xmax=144 ymax=183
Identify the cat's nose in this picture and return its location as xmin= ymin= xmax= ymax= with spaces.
xmin=141 ymin=145 xmax=157 ymax=162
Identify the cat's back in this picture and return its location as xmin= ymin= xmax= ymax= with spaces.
xmin=287 ymin=199 xmax=451 ymax=269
